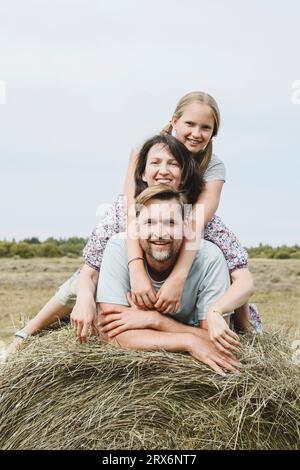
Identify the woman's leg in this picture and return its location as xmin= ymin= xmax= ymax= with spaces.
xmin=233 ymin=303 xmax=251 ymax=331
xmin=229 ymin=268 xmax=254 ymax=331
xmin=22 ymin=297 xmax=73 ymax=335
xmin=6 ymin=270 xmax=79 ymax=354
xmin=6 ymin=298 xmax=72 ymax=354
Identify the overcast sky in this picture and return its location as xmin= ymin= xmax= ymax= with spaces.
xmin=0 ymin=0 xmax=299 ymax=246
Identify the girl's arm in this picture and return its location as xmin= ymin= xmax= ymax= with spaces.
xmin=124 ymin=149 xmax=157 ymax=309
xmin=154 ymin=180 xmax=224 ymax=313
xmin=197 ymin=180 xmax=224 ymax=226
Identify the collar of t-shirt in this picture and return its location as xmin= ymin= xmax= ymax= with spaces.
xmin=145 ymin=262 xmax=167 ymax=291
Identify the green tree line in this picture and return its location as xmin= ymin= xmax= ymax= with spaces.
xmin=246 ymin=243 xmax=300 ymax=259
xmin=0 ymin=237 xmax=87 ymax=258
xmin=0 ymin=239 xmax=299 ymax=259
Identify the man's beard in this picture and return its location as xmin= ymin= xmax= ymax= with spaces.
xmin=140 ymin=239 xmax=181 ymax=262
xmin=148 ymin=242 xmax=173 ymax=262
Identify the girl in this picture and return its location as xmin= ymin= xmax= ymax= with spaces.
xmin=7 ymin=92 xmax=262 ymax=356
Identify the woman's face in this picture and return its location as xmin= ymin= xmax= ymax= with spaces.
xmin=171 ymin=102 xmax=215 ymax=155
xmin=142 ymin=144 xmax=182 ymax=189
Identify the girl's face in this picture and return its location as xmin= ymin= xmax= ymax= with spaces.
xmin=171 ymin=102 xmax=215 ymax=155
xmin=142 ymin=144 xmax=182 ymax=189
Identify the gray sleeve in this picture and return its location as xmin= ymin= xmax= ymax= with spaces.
xmin=196 ymin=248 xmax=232 ymax=321
xmin=203 ymin=154 xmax=226 ymax=182
xmin=96 ymin=235 xmax=130 ymax=307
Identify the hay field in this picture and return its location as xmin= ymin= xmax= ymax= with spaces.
xmin=0 ymin=257 xmax=299 ymax=343
xmin=0 ymin=257 xmax=299 ymax=450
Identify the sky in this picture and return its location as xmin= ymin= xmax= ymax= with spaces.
xmin=0 ymin=0 xmax=299 ymax=246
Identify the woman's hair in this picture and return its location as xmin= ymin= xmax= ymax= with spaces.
xmin=134 ymin=134 xmax=203 ymax=205
xmin=161 ymin=91 xmax=220 ymax=177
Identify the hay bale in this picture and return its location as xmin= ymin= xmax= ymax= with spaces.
xmin=0 ymin=328 xmax=299 ymax=450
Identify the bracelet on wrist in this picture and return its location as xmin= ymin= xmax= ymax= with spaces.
xmin=128 ymin=257 xmax=144 ymax=267
xmin=15 ymin=329 xmax=29 ymax=340
xmin=211 ymin=309 xmax=228 ymax=318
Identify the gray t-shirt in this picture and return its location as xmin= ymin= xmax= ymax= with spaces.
xmin=96 ymin=234 xmax=232 ymax=325
xmin=203 ymin=153 xmax=226 ymax=182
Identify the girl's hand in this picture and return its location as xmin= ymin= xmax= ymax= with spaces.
xmin=154 ymin=275 xmax=185 ymax=314
xmin=206 ymin=309 xmax=241 ymax=354
xmin=129 ymin=264 xmax=157 ymax=310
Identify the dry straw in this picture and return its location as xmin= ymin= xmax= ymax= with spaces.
xmin=0 ymin=327 xmax=299 ymax=450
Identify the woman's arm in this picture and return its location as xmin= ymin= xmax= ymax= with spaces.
xmin=202 ymin=268 xmax=254 ymax=351
xmin=124 ymin=148 xmax=157 ymax=308
xmin=70 ymin=264 xmax=99 ymax=343
xmin=206 ymin=268 xmax=254 ymax=315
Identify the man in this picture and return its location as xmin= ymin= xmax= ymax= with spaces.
xmin=97 ymin=186 xmax=241 ymax=376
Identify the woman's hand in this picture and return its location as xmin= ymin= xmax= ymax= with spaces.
xmin=154 ymin=275 xmax=185 ymax=314
xmin=70 ymin=296 xmax=98 ymax=343
xmin=129 ymin=263 xmax=157 ymax=310
xmin=188 ymin=334 xmax=241 ymax=376
xmin=206 ymin=309 xmax=241 ymax=354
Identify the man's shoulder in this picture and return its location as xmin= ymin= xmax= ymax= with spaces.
xmin=107 ymin=232 xmax=127 ymax=245
xmin=100 ymin=233 xmax=129 ymax=276
xmin=104 ymin=233 xmax=127 ymax=255
xmin=194 ymin=239 xmax=224 ymax=265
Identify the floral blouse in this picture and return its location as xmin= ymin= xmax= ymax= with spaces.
xmin=83 ymin=194 xmax=248 ymax=274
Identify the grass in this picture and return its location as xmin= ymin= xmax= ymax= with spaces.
xmin=0 ymin=257 xmax=299 ymax=450
xmin=1 ymin=257 xmax=299 ymax=343
xmin=0 ymin=328 xmax=299 ymax=450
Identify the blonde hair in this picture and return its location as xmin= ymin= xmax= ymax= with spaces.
xmin=135 ymin=185 xmax=187 ymax=218
xmin=161 ymin=91 xmax=220 ymax=177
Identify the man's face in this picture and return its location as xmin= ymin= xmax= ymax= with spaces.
xmin=137 ymin=198 xmax=184 ymax=262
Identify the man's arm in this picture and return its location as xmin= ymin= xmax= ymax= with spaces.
xmin=99 ymin=301 xmax=208 ymax=340
xmin=98 ymin=303 xmax=239 ymax=377
xmin=96 ymin=237 xmax=240 ymax=375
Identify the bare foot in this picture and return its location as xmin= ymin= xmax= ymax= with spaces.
xmin=5 ymin=337 xmax=25 ymax=356
xmin=0 ymin=340 xmax=8 ymax=364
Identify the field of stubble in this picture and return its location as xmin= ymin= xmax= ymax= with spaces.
xmin=0 ymin=257 xmax=299 ymax=344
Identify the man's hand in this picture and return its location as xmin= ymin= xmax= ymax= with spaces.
xmin=98 ymin=293 xmax=157 ymax=338
xmin=188 ymin=334 xmax=241 ymax=376
xmin=206 ymin=309 xmax=241 ymax=354
xmin=70 ymin=297 xmax=98 ymax=343
xmin=154 ymin=274 xmax=185 ymax=314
